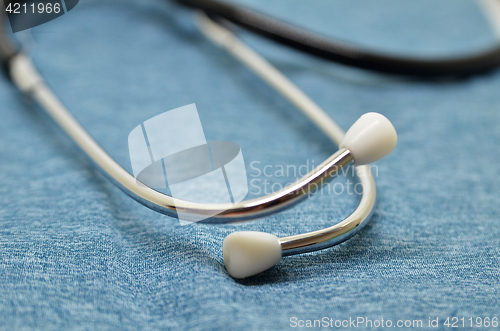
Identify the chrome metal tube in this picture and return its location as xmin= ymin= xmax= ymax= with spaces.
xmin=280 ymin=164 xmax=376 ymax=255
xmin=9 ymin=52 xmax=356 ymax=223
xmin=5 ymin=12 xmax=377 ymax=254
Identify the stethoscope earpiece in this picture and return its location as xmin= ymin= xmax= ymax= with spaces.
xmin=340 ymin=112 xmax=398 ymax=166
xmin=223 ymin=231 xmax=281 ymax=279
xmin=224 ymin=112 xmax=397 ymax=279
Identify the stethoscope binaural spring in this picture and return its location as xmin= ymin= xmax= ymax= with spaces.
xmin=1 ymin=0 xmax=499 ymax=278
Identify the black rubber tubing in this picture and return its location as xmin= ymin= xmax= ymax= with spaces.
xmin=2 ymin=0 xmax=500 ymax=79
xmin=173 ymin=0 xmax=500 ymax=77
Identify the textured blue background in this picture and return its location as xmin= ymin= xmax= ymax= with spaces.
xmin=1 ymin=0 xmax=499 ymax=329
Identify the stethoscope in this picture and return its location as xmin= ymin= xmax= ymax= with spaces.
xmin=1 ymin=0 xmax=500 ymax=279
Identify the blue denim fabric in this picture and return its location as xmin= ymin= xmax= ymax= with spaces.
xmin=0 ymin=0 xmax=499 ymax=330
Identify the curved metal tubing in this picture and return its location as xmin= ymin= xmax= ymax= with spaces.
xmin=4 ymin=11 xmax=377 ymax=256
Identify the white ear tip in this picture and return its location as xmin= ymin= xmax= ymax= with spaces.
xmin=223 ymin=231 xmax=282 ymax=279
xmin=339 ymin=112 xmax=397 ymax=165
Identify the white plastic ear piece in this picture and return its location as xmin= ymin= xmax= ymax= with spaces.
xmin=339 ymin=112 xmax=397 ymax=165
xmin=223 ymin=231 xmax=282 ymax=279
